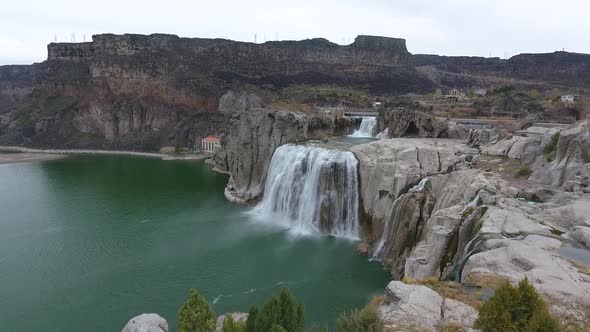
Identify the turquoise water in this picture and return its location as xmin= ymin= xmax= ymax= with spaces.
xmin=0 ymin=155 xmax=388 ymax=331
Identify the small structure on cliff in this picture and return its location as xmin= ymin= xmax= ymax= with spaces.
xmin=201 ymin=136 xmax=221 ymax=154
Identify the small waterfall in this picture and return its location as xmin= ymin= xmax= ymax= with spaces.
xmin=251 ymin=144 xmax=360 ymax=239
xmin=371 ymin=178 xmax=429 ymax=260
xmin=376 ymin=128 xmax=389 ymax=140
xmin=350 ymin=117 xmax=377 ymax=138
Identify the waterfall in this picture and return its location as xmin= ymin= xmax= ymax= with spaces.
xmin=371 ymin=178 xmax=429 ymax=260
xmin=250 ymin=144 xmax=360 ymax=239
xmin=350 ymin=117 xmax=377 ymax=138
xmin=376 ymin=128 xmax=389 ymax=140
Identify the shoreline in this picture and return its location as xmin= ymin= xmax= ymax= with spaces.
xmin=0 ymin=146 xmax=209 ymax=161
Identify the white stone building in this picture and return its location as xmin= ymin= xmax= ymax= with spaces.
xmin=201 ymin=136 xmax=221 ymax=154
xmin=561 ymin=95 xmax=575 ymax=103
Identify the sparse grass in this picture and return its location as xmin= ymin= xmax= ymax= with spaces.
xmin=369 ymin=295 xmax=385 ymax=307
xmin=516 ymin=166 xmax=532 ymax=178
xmin=463 ymin=272 xmax=510 ymax=291
xmin=401 ymin=276 xmax=483 ymax=309
xmin=558 ymin=304 xmax=590 ymax=332
xmin=39 ymin=96 xmax=77 ymax=117
xmin=441 ymin=323 xmax=466 ymax=332
xmin=544 ymin=132 xmax=560 ymax=162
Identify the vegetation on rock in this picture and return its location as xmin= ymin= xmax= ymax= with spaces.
xmin=248 ymin=288 xmax=305 ymax=332
xmin=474 ymin=278 xmax=560 ymax=332
xmin=544 ymin=133 xmax=560 ymax=162
xmin=335 ymin=303 xmax=382 ymax=332
xmin=223 ymin=316 xmax=247 ymax=332
xmin=516 ymin=166 xmax=532 ymax=178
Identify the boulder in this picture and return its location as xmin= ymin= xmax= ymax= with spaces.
xmin=122 ymin=314 xmax=168 ymax=332
xmin=216 ymin=312 xmax=248 ymax=332
xmin=571 ymin=226 xmax=590 ymax=248
xmin=528 ymin=120 xmax=590 ymax=187
xmin=380 ymin=281 xmax=477 ymax=332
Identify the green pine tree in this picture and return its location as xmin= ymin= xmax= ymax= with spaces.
xmin=249 ymin=288 xmax=305 ymax=332
xmin=177 ymin=288 xmax=216 ymax=332
xmin=246 ymin=305 xmax=258 ymax=332
xmin=222 ymin=316 xmax=247 ymax=332
xmin=474 ymin=279 xmax=560 ymax=332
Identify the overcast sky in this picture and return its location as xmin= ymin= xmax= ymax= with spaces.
xmin=2 ymin=0 xmax=590 ymax=65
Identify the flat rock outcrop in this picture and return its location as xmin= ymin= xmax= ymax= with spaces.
xmin=380 ymin=281 xmax=477 ymax=332
xmin=122 ymin=314 xmax=168 ymax=332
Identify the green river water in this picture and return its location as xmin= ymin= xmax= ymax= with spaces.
xmin=0 ymin=155 xmax=388 ymax=331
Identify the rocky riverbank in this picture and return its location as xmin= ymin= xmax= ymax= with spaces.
xmin=213 ymin=106 xmax=590 ymax=330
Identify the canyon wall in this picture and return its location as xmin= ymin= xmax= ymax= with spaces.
xmin=415 ymin=51 xmax=590 ymax=89
xmin=0 ymin=34 xmax=434 ymax=149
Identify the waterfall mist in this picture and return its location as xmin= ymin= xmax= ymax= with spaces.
xmin=250 ymin=144 xmax=360 ymax=239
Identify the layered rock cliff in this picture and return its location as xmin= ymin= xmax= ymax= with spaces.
xmin=415 ymin=51 xmax=590 ymax=89
xmin=0 ymin=33 xmax=436 ymax=149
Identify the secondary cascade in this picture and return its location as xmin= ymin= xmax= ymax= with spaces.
xmin=350 ymin=117 xmax=377 ymax=138
xmin=251 ymin=144 xmax=360 ymax=238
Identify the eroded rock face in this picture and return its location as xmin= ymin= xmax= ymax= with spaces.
xmin=218 ymin=91 xmax=263 ymax=113
xmin=222 ymin=108 xmax=356 ymax=204
xmin=378 ymin=108 xmax=468 ymax=139
xmin=351 ymin=138 xmax=474 ymax=232
xmin=380 ymin=281 xmax=477 ymax=332
xmin=122 ymin=314 xmax=168 ymax=332
xmin=529 ymin=120 xmax=590 ymax=188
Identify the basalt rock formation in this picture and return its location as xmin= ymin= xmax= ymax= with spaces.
xmin=0 ymin=34 xmax=435 ymax=150
xmin=377 ymin=108 xmax=469 ymax=139
xmin=355 ymin=120 xmax=590 ymax=328
xmin=415 ymin=51 xmax=590 ymax=89
xmin=220 ymin=108 xmax=357 ymax=204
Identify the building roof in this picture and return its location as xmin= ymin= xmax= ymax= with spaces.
xmin=202 ymin=136 xmax=220 ymax=142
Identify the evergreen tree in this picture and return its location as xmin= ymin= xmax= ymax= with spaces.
xmin=177 ymin=288 xmax=216 ymax=332
xmin=248 ymin=288 xmax=305 ymax=332
xmin=222 ymin=316 xmax=247 ymax=332
xmin=515 ymin=278 xmax=545 ymax=330
xmin=246 ymin=305 xmax=258 ymax=332
xmin=474 ymin=278 xmax=560 ymax=332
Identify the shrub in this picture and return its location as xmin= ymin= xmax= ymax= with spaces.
xmin=516 ymin=166 xmax=532 ymax=178
xmin=474 ymin=278 xmax=560 ymax=332
xmin=177 ymin=288 xmax=216 ymax=332
xmin=544 ymin=133 xmax=560 ymax=155
xmin=248 ymin=288 xmax=305 ymax=332
xmin=335 ymin=304 xmax=382 ymax=332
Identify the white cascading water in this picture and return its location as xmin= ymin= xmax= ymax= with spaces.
xmin=349 ymin=117 xmax=377 ymax=138
xmin=251 ymin=144 xmax=360 ymax=239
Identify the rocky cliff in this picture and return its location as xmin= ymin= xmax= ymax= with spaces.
xmin=221 ymin=108 xmax=357 ymax=204
xmin=415 ymin=51 xmax=590 ymax=89
xmin=0 ymin=34 xmax=436 ymax=150
xmin=351 ymin=119 xmax=590 ymax=329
